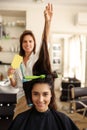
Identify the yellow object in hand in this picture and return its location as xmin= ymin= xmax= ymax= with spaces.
xmin=11 ymin=54 xmax=23 ymax=69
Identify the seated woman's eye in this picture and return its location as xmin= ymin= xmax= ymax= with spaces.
xmin=43 ymin=93 xmax=49 ymax=96
xmin=32 ymin=92 xmax=38 ymax=96
xmin=29 ymin=40 xmax=32 ymax=43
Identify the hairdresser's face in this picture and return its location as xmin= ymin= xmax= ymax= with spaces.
xmin=32 ymin=83 xmax=52 ymax=112
xmin=22 ymin=35 xmax=34 ymax=54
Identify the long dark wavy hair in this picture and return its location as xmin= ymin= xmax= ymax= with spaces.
xmin=31 ymin=33 xmax=57 ymax=110
xmin=19 ymin=30 xmax=36 ymax=56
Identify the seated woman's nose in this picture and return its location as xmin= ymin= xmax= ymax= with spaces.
xmin=39 ymin=95 xmax=44 ymax=102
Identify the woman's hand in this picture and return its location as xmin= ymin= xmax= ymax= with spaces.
xmin=8 ymin=67 xmax=15 ymax=77
xmin=42 ymin=3 xmax=53 ymax=43
xmin=44 ymin=3 xmax=53 ymax=22
xmin=8 ymin=67 xmax=17 ymax=87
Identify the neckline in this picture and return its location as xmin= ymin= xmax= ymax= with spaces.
xmin=33 ymin=107 xmax=50 ymax=115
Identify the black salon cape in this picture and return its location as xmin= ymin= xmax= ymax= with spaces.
xmin=8 ymin=107 xmax=79 ymax=130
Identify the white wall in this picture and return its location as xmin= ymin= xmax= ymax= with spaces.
xmin=53 ymin=5 xmax=87 ymax=33
xmin=0 ymin=3 xmax=87 ymax=45
xmin=26 ymin=4 xmax=87 ymax=47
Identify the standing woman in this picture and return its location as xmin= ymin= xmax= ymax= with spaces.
xmin=7 ymin=3 xmax=53 ymax=116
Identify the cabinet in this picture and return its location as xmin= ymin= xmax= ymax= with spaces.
xmin=0 ymin=10 xmax=26 ymax=79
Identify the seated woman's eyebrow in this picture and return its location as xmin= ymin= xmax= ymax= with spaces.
xmin=32 ymin=91 xmax=49 ymax=95
xmin=32 ymin=90 xmax=48 ymax=92
xmin=32 ymin=91 xmax=39 ymax=94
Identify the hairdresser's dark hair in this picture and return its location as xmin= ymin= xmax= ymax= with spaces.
xmin=19 ymin=30 xmax=36 ymax=56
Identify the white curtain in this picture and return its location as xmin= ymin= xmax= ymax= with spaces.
xmin=68 ymin=35 xmax=82 ymax=80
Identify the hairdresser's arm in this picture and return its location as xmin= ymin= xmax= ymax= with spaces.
xmin=43 ymin=3 xmax=53 ymax=43
xmin=8 ymin=67 xmax=17 ymax=87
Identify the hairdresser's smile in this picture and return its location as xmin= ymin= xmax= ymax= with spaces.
xmin=32 ymin=83 xmax=52 ymax=112
xmin=22 ymin=35 xmax=34 ymax=53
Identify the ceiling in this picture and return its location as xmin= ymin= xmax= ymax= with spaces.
xmin=0 ymin=0 xmax=87 ymax=17
xmin=0 ymin=0 xmax=87 ymax=5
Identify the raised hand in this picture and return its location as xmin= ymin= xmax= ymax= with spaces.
xmin=44 ymin=3 xmax=53 ymax=22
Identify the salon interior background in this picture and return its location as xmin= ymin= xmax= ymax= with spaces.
xmin=0 ymin=0 xmax=87 ymax=87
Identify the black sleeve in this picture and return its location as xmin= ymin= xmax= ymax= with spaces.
xmin=64 ymin=115 xmax=79 ymax=130
xmin=52 ymin=110 xmax=79 ymax=130
xmin=8 ymin=115 xmax=24 ymax=130
xmin=56 ymin=111 xmax=79 ymax=130
xmin=8 ymin=110 xmax=30 ymax=130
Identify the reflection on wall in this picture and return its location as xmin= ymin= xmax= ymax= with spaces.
xmin=51 ymin=33 xmax=87 ymax=87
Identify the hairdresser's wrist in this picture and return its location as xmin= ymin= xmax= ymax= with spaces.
xmin=8 ymin=75 xmax=16 ymax=87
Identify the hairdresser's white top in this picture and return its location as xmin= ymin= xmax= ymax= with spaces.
xmin=13 ymin=53 xmax=38 ymax=100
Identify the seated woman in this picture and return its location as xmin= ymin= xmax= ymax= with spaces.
xmin=8 ymin=4 xmax=79 ymax=130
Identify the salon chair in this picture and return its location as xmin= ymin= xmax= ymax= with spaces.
xmin=69 ymin=87 xmax=87 ymax=118
xmin=60 ymin=78 xmax=81 ymax=101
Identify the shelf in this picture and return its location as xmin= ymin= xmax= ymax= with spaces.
xmin=0 ymin=51 xmax=18 ymax=53
xmin=3 ymin=22 xmax=26 ymax=28
xmin=0 ymin=10 xmax=26 ymax=67
xmin=0 ymin=37 xmax=19 ymax=40
xmin=0 ymin=62 xmax=11 ymax=65
xmin=0 ymin=50 xmax=19 ymax=53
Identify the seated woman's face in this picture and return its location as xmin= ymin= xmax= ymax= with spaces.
xmin=31 ymin=83 xmax=52 ymax=112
